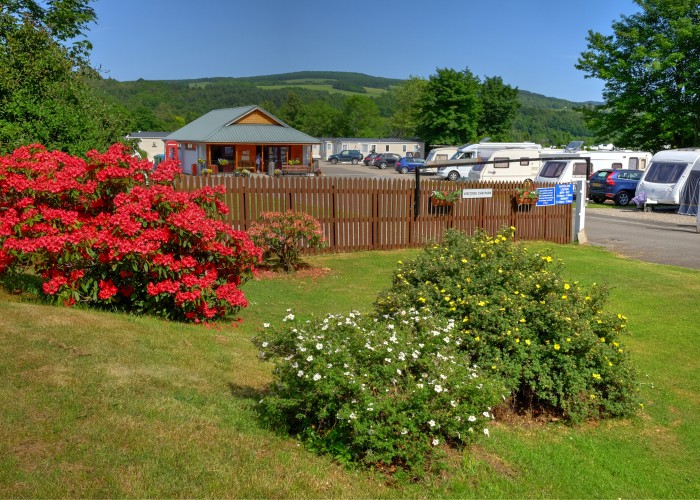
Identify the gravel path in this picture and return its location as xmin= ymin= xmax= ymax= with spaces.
xmin=585 ymin=205 xmax=698 ymax=226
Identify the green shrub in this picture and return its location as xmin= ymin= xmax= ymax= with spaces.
xmin=247 ymin=211 xmax=326 ymax=272
xmin=254 ymin=309 xmax=504 ymax=478
xmin=374 ymin=227 xmax=640 ymax=422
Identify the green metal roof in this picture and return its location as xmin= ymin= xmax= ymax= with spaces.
xmin=164 ymin=106 xmax=320 ymax=144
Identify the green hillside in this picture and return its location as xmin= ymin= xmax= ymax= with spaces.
xmin=93 ymin=71 xmax=596 ymax=145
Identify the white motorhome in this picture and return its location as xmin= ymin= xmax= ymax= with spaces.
xmin=466 ymin=148 xmax=542 ymax=182
xmin=635 ymin=148 xmax=700 ymax=211
xmin=536 ymin=150 xmax=652 ymax=184
xmin=424 ymin=146 xmax=459 ymax=166
xmin=435 ymin=141 xmax=541 ymax=181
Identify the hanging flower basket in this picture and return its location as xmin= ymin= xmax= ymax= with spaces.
xmin=430 ymin=197 xmax=454 ymax=207
xmin=514 ymin=180 xmax=539 ymax=205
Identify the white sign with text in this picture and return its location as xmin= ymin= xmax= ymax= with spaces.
xmin=461 ymin=188 xmax=493 ymax=199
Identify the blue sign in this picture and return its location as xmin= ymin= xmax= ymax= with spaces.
xmin=536 ymin=183 xmax=574 ymax=206
xmin=536 ymin=187 xmax=555 ymax=206
xmin=555 ymin=183 xmax=575 ymax=204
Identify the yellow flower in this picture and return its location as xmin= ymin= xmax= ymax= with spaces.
xmin=566 ymin=337 xmax=571 ymax=342
xmin=592 ymin=373 xmax=601 ymax=380
xmin=478 ymin=301 xmax=486 ymax=307
xmin=519 ymin=318 xmax=526 ymax=323
xmin=461 ymin=258 xmax=468 ymax=263
xmin=474 ymin=336 xmax=480 ymax=341
xmin=561 ymin=295 xmax=567 ymax=300
xmin=418 ymin=297 xmax=426 ymax=303
xmin=515 ymin=338 xmax=520 ymax=343
xmin=564 ymin=283 xmax=570 ymax=290
xmin=599 ymin=337 xmax=606 ymax=343
xmin=554 ymin=344 xmax=560 ymax=350
xmin=525 ymin=339 xmax=531 ymax=346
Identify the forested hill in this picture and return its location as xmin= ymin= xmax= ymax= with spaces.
xmin=92 ymin=71 xmax=596 ymax=144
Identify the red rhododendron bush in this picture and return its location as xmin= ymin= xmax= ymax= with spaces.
xmin=0 ymin=144 xmax=262 ymax=322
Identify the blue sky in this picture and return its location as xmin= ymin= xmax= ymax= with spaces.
xmin=88 ymin=0 xmax=640 ymax=103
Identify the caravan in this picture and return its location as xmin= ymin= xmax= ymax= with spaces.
xmin=635 ymin=148 xmax=700 ymax=214
xmin=424 ymin=146 xmax=459 ymax=167
xmin=536 ymin=149 xmax=652 ymax=184
xmin=435 ymin=141 xmax=541 ymax=181
xmin=466 ymin=148 xmax=542 ymax=182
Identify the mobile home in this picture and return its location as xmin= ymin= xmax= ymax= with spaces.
xmin=536 ymin=150 xmax=652 ymax=184
xmin=635 ymin=148 xmax=700 ymax=213
xmin=435 ymin=141 xmax=541 ymax=181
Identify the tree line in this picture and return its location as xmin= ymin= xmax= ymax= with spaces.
xmin=1 ymin=0 xmax=698 ymax=155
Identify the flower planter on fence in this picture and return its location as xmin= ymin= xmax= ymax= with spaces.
xmin=430 ymin=197 xmax=454 ymax=207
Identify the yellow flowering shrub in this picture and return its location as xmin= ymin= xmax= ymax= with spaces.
xmin=374 ymin=227 xmax=640 ymax=422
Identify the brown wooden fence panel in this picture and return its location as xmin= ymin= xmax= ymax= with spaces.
xmin=175 ymin=175 xmax=573 ymax=252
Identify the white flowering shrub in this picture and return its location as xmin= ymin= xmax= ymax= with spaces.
xmin=374 ymin=227 xmax=640 ymax=422
xmin=254 ymin=309 xmax=504 ymax=477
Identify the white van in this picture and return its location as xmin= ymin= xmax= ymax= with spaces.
xmin=466 ymin=149 xmax=542 ymax=182
xmin=536 ymin=150 xmax=652 ymax=184
xmin=636 ymin=148 xmax=700 ymax=210
xmin=424 ymin=146 xmax=459 ymax=167
xmin=436 ymin=141 xmax=541 ymax=181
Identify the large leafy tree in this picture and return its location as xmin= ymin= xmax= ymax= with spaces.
xmin=383 ymin=76 xmax=428 ymax=139
xmin=337 ymin=95 xmax=382 ymax=137
xmin=417 ymin=67 xmax=482 ymax=147
xmin=0 ymin=0 xmax=130 ymax=154
xmin=576 ymin=0 xmax=700 ymax=151
xmin=478 ymin=76 xmax=521 ymax=140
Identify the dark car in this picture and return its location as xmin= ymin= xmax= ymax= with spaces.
xmin=363 ymin=152 xmax=381 ymax=166
xmin=395 ymin=156 xmax=426 ymax=174
xmin=328 ymin=149 xmax=363 ymax=165
xmin=373 ymin=153 xmax=402 ymax=169
xmin=588 ymin=169 xmax=644 ymax=205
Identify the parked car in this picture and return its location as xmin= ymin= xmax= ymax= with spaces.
xmin=373 ymin=153 xmax=402 ymax=169
xmin=363 ymin=152 xmax=381 ymax=166
xmin=395 ymin=156 xmax=427 ymax=174
xmin=328 ymin=149 xmax=363 ymax=165
xmin=588 ymin=169 xmax=644 ymax=205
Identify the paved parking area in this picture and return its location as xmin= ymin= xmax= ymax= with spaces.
xmin=319 ymin=161 xmax=438 ymax=179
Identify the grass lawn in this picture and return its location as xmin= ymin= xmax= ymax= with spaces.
xmin=1 ymin=243 xmax=699 ymax=498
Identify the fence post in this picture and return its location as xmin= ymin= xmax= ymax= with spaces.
xmin=573 ymin=180 xmax=587 ymax=243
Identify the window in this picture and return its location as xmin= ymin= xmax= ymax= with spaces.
xmin=573 ymin=162 xmax=589 ymax=176
xmin=644 ymin=162 xmax=688 ymax=183
xmin=520 ymin=158 xmax=530 ymax=166
xmin=402 ymin=145 xmax=407 ymax=152
xmin=629 ymin=158 xmax=639 ymax=169
xmin=385 ymin=145 xmax=390 ymax=152
xmin=540 ymin=161 xmax=567 ymax=179
xmin=362 ymin=145 xmax=368 ymax=153
xmin=152 ymin=142 xmax=157 ymax=147
xmin=611 ymin=162 xmax=622 ymax=169
xmin=494 ymin=157 xmax=509 ymax=168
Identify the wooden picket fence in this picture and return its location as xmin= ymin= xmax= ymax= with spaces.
xmin=175 ymin=175 xmax=573 ymax=253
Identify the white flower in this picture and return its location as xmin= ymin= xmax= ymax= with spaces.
xmin=261 ymin=341 xmax=268 ymax=347
xmin=401 ymin=428 xmax=408 ymax=435
xmin=468 ymin=415 xmax=477 ymax=422
xmin=313 ymin=373 xmax=321 ymax=381
xmin=450 ymin=400 xmax=457 ymax=407
xmin=440 ymin=374 xmax=447 ymax=380
xmin=263 ymin=323 xmax=270 ymax=328
xmin=396 ymin=369 xmax=402 ymax=375
xmin=428 ymin=420 xmax=436 ymax=428
xmin=297 ymin=370 xmax=304 ymax=377
xmin=349 ymin=412 xmax=357 ymax=420
xmin=432 ymin=438 xmax=439 ymax=446
xmin=484 ymin=428 xmax=490 ymax=437
xmin=483 ymin=411 xmax=490 ymax=418
xmin=434 ymin=385 xmax=443 ymax=393
xmin=283 ymin=313 xmax=295 ymax=321
xmin=306 ymin=355 xmax=313 ymax=362
xmin=316 ymin=343 xmax=323 ymax=350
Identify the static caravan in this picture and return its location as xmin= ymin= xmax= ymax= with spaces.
xmin=466 ymin=149 xmax=542 ymax=182
xmin=635 ymin=149 xmax=700 ymax=213
xmin=436 ymin=141 xmax=541 ymax=181
xmin=536 ymin=150 xmax=652 ymax=184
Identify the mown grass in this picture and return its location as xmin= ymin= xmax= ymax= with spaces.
xmin=1 ymin=243 xmax=698 ymax=498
